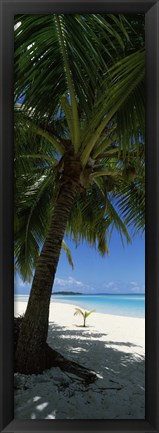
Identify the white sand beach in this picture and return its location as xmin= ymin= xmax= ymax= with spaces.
xmin=14 ymin=300 xmax=145 ymax=420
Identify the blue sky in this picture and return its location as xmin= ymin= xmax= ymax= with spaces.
xmin=15 ymin=228 xmax=145 ymax=295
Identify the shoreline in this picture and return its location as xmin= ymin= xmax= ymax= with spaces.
xmin=14 ymin=294 xmax=145 ymax=319
xmin=14 ymin=300 xmax=145 ymax=419
xmin=14 ymin=301 xmax=145 ymax=354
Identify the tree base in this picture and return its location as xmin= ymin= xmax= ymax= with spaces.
xmin=14 ymin=317 xmax=97 ymax=384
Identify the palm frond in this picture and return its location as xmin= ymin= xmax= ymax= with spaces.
xmin=85 ymin=309 xmax=96 ymax=318
xmin=55 ymin=16 xmax=80 ymax=152
xmin=14 ymin=14 xmax=136 ymax=120
xmin=14 ymin=14 xmax=145 ymax=284
xmin=81 ymin=50 xmax=144 ymax=166
xmin=62 ymin=240 xmax=74 ymax=269
xmin=74 ymin=308 xmax=84 ymax=317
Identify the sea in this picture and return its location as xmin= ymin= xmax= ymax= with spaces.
xmin=15 ymin=293 xmax=145 ymax=319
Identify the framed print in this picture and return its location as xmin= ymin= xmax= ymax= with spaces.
xmin=0 ymin=0 xmax=159 ymax=432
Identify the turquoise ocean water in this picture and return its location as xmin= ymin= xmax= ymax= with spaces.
xmin=15 ymin=294 xmax=145 ymax=318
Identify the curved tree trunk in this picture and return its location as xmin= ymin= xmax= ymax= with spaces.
xmin=15 ymin=157 xmax=97 ymax=383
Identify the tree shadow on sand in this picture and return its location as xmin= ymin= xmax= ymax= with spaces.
xmin=14 ymin=321 xmax=145 ymax=420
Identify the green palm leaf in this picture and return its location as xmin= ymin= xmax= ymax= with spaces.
xmin=14 ymin=14 xmax=134 ymax=119
xmin=14 ymin=13 xmax=145 ymax=281
xmin=81 ymin=50 xmax=144 ymax=166
xmin=74 ymin=308 xmax=96 ymax=327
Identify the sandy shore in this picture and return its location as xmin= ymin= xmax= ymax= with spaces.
xmin=14 ymin=300 xmax=145 ymax=419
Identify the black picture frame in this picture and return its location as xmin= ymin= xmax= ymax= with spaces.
xmin=0 ymin=0 xmax=159 ymax=432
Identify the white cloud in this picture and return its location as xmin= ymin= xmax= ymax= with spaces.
xmin=54 ymin=276 xmax=95 ymax=293
xmin=129 ymin=281 xmax=145 ymax=294
xmin=68 ymin=277 xmax=84 ymax=287
xmin=14 ymin=272 xmax=145 ymax=296
xmin=102 ymin=280 xmax=145 ymax=294
xmin=130 ymin=286 xmax=144 ymax=294
xmin=104 ymin=282 xmax=114 ymax=288
xmin=109 ymin=286 xmax=121 ymax=293
xmin=55 ymin=276 xmax=84 ymax=288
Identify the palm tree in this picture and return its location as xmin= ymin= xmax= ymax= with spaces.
xmin=74 ymin=308 xmax=96 ymax=327
xmin=14 ymin=14 xmax=145 ymax=379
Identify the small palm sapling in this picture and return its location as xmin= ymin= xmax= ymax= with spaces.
xmin=74 ymin=308 xmax=96 ymax=327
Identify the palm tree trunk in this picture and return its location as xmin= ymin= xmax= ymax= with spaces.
xmin=15 ymin=174 xmax=79 ymax=371
xmin=15 ymin=159 xmax=97 ymax=383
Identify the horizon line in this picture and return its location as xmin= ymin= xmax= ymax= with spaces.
xmin=15 ymin=292 xmax=145 ymax=296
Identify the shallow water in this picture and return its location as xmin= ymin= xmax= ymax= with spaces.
xmin=15 ymin=294 xmax=145 ymax=318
